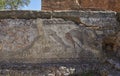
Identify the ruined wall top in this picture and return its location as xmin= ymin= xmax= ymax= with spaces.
xmin=42 ymin=0 xmax=120 ymax=12
xmin=0 ymin=10 xmax=117 ymax=19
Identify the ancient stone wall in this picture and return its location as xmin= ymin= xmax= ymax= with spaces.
xmin=0 ymin=10 xmax=120 ymax=76
xmin=0 ymin=10 xmax=119 ymax=63
xmin=42 ymin=0 xmax=120 ymax=12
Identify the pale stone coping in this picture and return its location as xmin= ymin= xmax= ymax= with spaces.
xmin=46 ymin=10 xmax=116 ymax=13
xmin=0 ymin=10 xmax=118 ymax=19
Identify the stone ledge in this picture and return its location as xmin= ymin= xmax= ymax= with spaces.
xmin=0 ymin=10 xmax=51 ymax=19
xmin=0 ymin=10 xmax=117 ymax=19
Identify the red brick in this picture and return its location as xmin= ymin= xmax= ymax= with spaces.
xmin=42 ymin=0 xmax=120 ymax=12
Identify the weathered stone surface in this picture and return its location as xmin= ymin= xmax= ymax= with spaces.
xmin=0 ymin=63 xmax=100 ymax=76
xmin=0 ymin=19 xmax=38 ymax=61
xmin=0 ymin=10 xmax=119 ymax=63
xmin=0 ymin=10 xmax=52 ymax=19
xmin=102 ymin=31 xmax=120 ymax=57
xmin=0 ymin=18 xmax=103 ymax=62
xmin=106 ymin=59 xmax=120 ymax=70
xmin=0 ymin=10 xmax=119 ymax=75
xmin=42 ymin=18 xmax=102 ymax=60
xmin=117 ymin=12 xmax=120 ymax=22
xmin=42 ymin=0 xmax=120 ymax=12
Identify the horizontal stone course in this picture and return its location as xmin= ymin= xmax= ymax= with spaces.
xmin=0 ymin=10 xmax=117 ymax=19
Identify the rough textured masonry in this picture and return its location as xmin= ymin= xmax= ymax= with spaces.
xmin=42 ymin=0 xmax=120 ymax=12
xmin=0 ymin=10 xmax=119 ymax=62
xmin=0 ymin=10 xmax=120 ymax=76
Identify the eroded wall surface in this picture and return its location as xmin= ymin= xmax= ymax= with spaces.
xmin=0 ymin=11 xmax=119 ymax=63
xmin=0 ymin=18 xmax=101 ymax=62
